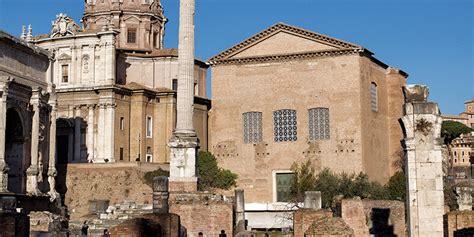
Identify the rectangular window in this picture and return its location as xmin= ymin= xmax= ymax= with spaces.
xmin=370 ymin=83 xmax=378 ymax=112
xmin=61 ymin=64 xmax=69 ymax=83
xmin=146 ymin=146 xmax=152 ymax=162
xmin=120 ymin=117 xmax=124 ymax=130
xmin=119 ymin=147 xmax=124 ymax=161
xmin=309 ymin=108 xmax=330 ymax=140
xmin=273 ymin=109 xmax=297 ymax=142
xmin=243 ymin=112 xmax=263 ymax=143
xmin=276 ymin=173 xmax=294 ymax=202
xmin=172 ymin=79 xmax=178 ymax=91
xmin=153 ymin=32 xmax=158 ymax=48
xmin=127 ymin=28 xmax=137 ymax=44
xmin=146 ymin=116 xmax=152 ymax=138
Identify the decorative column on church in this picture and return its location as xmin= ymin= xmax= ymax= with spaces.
xmin=74 ymin=106 xmax=82 ymax=162
xmin=168 ymin=0 xmax=198 ymax=192
xmin=47 ymin=91 xmax=59 ymax=200
xmin=0 ymin=80 xmax=11 ymax=193
xmin=26 ymin=88 xmax=41 ymax=195
xmin=86 ymin=105 xmax=95 ymax=162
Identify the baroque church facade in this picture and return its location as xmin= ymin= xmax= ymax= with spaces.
xmin=31 ymin=0 xmax=209 ymax=164
xmin=208 ymin=23 xmax=408 ymax=207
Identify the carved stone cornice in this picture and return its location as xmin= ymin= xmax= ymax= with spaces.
xmin=208 ymin=48 xmax=363 ymax=66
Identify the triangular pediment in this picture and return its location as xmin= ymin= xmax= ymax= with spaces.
xmin=209 ymin=23 xmax=363 ymax=63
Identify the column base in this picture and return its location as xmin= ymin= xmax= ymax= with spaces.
xmin=0 ymin=162 xmax=9 ymax=193
xmin=169 ymin=178 xmax=198 ymax=192
xmin=26 ymin=167 xmax=41 ymax=195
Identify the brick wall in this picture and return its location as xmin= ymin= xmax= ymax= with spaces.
xmin=109 ymin=213 xmax=180 ymax=237
xmin=0 ymin=213 xmax=29 ymax=237
xmin=293 ymin=209 xmax=333 ymax=237
xmin=169 ymin=193 xmax=233 ymax=237
xmin=445 ymin=211 xmax=474 ymax=237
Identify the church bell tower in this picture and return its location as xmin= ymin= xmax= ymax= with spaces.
xmin=82 ymin=0 xmax=166 ymax=52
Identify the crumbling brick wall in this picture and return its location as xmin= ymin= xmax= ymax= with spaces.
xmin=57 ymin=163 xmax=163 ymax=220
xmin=169 ymin=193 xmax=233 ymax=237
xmin=293 ymin=209 xmax=333 ymax=237
xmin=445 ymin=211 xmax=474 ymax=237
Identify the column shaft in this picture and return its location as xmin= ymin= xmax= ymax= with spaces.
xmin=48 ymin=104 xmax=59 ymax=199
xmin=74 ymin=107 xmax=82 ymax=162
xmin=0 ymin=82 xmax=9 ymax=192
xmin=175 ymin=0 xmax=196 ymax=134
xmin=26 ymin=93 xmax=40 ymax=195
xmin=87 ymin=105 xmax=95 ymax=162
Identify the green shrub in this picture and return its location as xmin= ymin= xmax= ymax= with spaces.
xmin=386 ymin=171 xmax=406 ymax=201
xmin=197 ymin=151 xmax=238 ymax=191
xmin=143 ymin=168 xmax=169 ymax=187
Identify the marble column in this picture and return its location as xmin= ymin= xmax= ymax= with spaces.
xmin=47 ymin=96 xmax=59 ymax=200
xmin=97 ymin=103 xmax=106 ymax=162
xmin=26 ymin=89 xmax=41 ymax=195
xmin=175 ymin=0 xmax=196 ymax=134
xmin=168 ymin=0 xmax=198 ymax=192
xmin=74 ymin=106 xmax=82 ymax=162
xmin=86 ymin=105 xmax=95 ymax=162
xmin=401 ymin=85 xmax=444 ymax=237
xmin=0 ymin=81 xmax=10 ymax=193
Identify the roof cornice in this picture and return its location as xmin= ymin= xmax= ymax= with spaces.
xmin=208 ymin=48 xmax=363 ymax=66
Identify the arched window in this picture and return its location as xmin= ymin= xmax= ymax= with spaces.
xmin=370 ymin=82 xmax=378 ymax=112
xmin=309 ymin=108 xmax=330 ymax=140
xmin=273 ymin=109 xmax=297 ymax=142
xmin=243 ymin=112 xmax=262 ymax=143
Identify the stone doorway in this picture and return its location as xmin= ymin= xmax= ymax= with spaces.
xmin=57 ymin=118 xmax=73 ymax=164
xmin=5 ymin=108 xmax=26 ymax=194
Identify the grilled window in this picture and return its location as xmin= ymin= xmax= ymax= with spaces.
xmin=273 ymin=109 xmax=297 ymax=142
xmin=370 ymin=83 xmax=378 ymax=112
xmin=127 ymin=28 xmax=136 ymax=44
xmin=243 ymin=112 xmax=263 ymax=143
xmin=61 ymin=64 xmax=69 ymax=83
xmin=309 ymin=108 xmax=330 ymax=140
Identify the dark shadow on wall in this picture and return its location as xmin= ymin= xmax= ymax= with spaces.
xmin=454 ymin=228 xmax=474 ymax=237
xmin=369 ymin=208 xmax=396 ymax=237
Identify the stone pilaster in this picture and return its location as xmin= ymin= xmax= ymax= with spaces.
xmin=401 ymin=85 xmax=444 ymax=237
xmin=235 ymin=188 xmax=246 ymax=231
xmin=26 ymin=89 xmax=41 ymax=195
xmin=153 ymin=176 xmax=169 ymax=214
xmin=74 ymin=106 xmax=82 ymax=162
xmin=104 ymin=103 xmax=116 ymax=162
xmin=0 ymin=81 xmax=11 ymax=193
xmin=96 ymin=103 xmax=106 ymax=163
xmin=86 ymin=105 xmax=95 ymax=162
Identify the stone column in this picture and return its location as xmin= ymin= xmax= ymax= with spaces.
xmin=26 ymin=89 xmax=41 ymax=195
xmin=86 ymin=105 xmax=95 ymax=162
xmin=104 ymin=103 xmax=115 ymax=162
xmin=97 ymin=103 xmax=106 ymax=162
xmin=0 ymin=81 xmax=10 ymax=193
xmin=47 ymin=94 xmax=59 ymax=200
xmin=90 ymin=45 xmax=96 ymax=84
xmin=152 ymin=176 xmax=169 ymax=214
xmin=175 ymin=0 xmax=195 ymax=134
xmin=74 ymin=106 xmax=82 ymax=162
xmin=401 ymin=85 xmax=444 ymax=237
xmin=168 ymin=0 xmax=198 ymax=192
xmin=235 ymin=189 xmax=246 ymax=231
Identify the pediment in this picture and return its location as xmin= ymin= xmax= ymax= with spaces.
xmin=209 ymin=23 xmax=363 ymax=62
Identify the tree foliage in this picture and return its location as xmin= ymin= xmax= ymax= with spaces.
xmin=442 ymin=121 xmax=473 ymax=144
xmin=143 ymin=168 xmax=169 ymax=187
xmin=197 ymin=151 xmax=238 ymax=191
xmin=290 ymin=160 xmax=406 ymax=209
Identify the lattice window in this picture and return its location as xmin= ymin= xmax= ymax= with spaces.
xmin=273 ymin=109 xmax=297 ymax=142
xmin=243 ymin=112 xmax=262 ymax=143
xmin=370 ymin=83 xmax=378 ymax=112
xmin=127 ymin=28 xmax=136 ymax=44
xmin=309 ymin=108 xmax=330 ymax=140
xmin=276 ymin=173 xmax=294 ymax=202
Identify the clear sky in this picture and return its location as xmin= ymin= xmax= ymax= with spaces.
xmin=0 ymin=0 xmax=472 ymax=115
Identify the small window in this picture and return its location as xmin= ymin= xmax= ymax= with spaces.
xmin=172 ymin=79 xmax=178 ymax=91
xmin=146 ymin=116 xmax=152 ymax=138
xmin=146 ymin=146 xmax=152 ymax=162
xmin=61 ymin=64 xmax=69 ymax=83
xmin=153 ymin=32 xmax=158 ymax=48
xmin=275 ymin=173 xmax=294 ymax=202
xmin=243 ymin=112 xmax=263 ymax=144
xmin=194 ymin=82 xmax=198 ymax=95
xmin=120 ymin=117 xmax=124 ymax=130
xmin=273 ymin=109 xmax=297 ymax=142
xmin=119 ymin=147 xmax=124 ymax=161
xmin=309 ymin=108 xmax=330 ymax=140
xmin=127 ymin=28 xmax=137 ymax=44
xmin=370 ymin=82 xmax=378 ymax=112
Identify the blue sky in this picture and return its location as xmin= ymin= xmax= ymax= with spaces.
xmin=1 ymin=0 xmax=472 ymax=115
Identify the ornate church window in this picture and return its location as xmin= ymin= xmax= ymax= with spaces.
xmin=127 ymin=28 xmax=137 ymax=44
xmin=243 ymin=112 xmax=262 ymax=143
xmin=273 ymin=109 xmax=297 ymax=142
xmin=370 ymin=82 xmax=378 ymax=112
xmin=308 ymin=108 xmax=330 ymax=140
xmin=61 ymin=64 xmax=69 ymax=83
